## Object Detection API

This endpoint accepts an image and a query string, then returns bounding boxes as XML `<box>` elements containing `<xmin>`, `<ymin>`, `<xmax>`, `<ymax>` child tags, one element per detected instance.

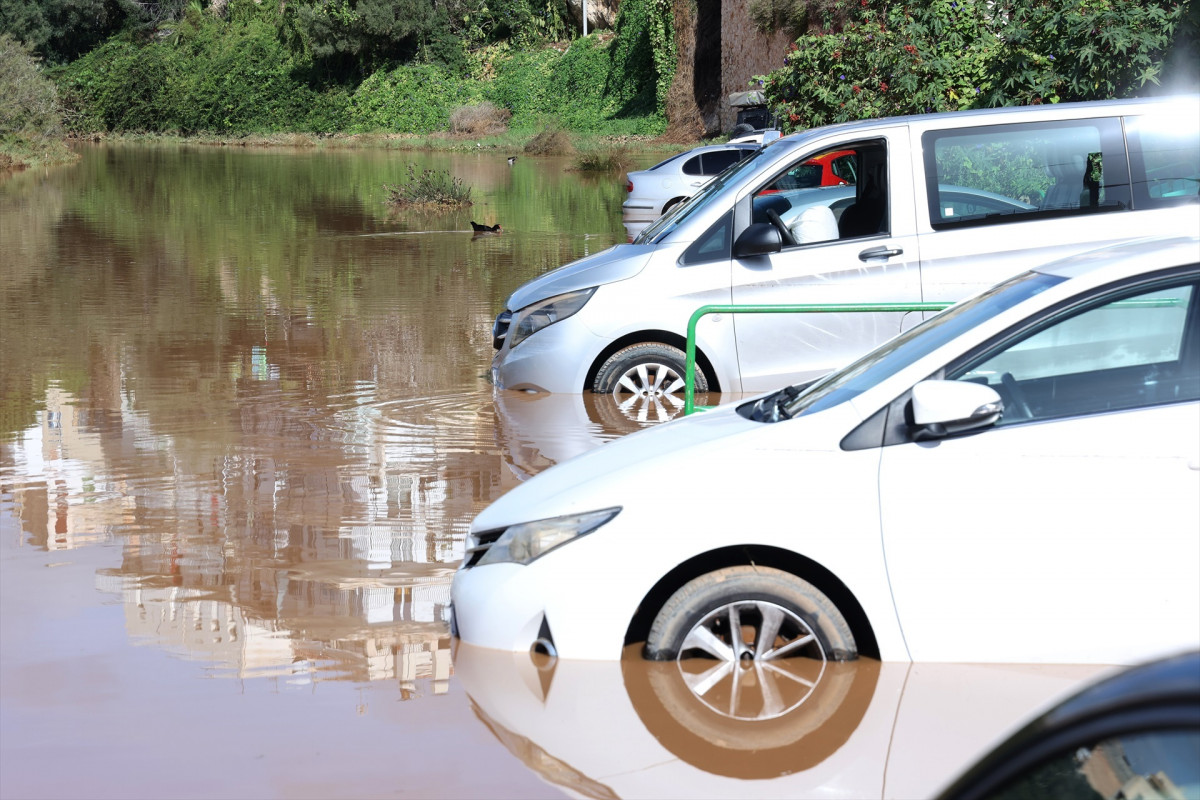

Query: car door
<box><xmin>877</xmin><ymin>277</ymin><xmax>1200</xmax><ymax>664</ymax></box>
<box><xmin>731</xmin><ymin>128</ymin><xmax>923</xmax><ymax>393</ymax></box>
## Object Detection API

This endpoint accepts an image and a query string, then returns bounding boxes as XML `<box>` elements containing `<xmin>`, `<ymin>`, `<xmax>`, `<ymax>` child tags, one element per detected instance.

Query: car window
<box><xmin>1125</xmin><ymin>110</ymin><xmax>1200</xmax><ymax>209</ymax></box>
<box><xmin>923</xmin><ymin>118</ymin><xmax>1131</xmax><ymax>228</ymax></box>
<box><xmin>831</xmin><ymin>155</ymin><xmax>857</xmax><ymax>184</ymax></box>
<box><xmin>702</xmin><ymin>149</ymin><xmax>748</xmax><ymax>174</ymax></box>
<box><xmin>781</xmin><ymin>271</ymin><xmax>1066</xmax><ymax>419</ymax></box>
<box><xmin>648</xmin><ymin>152</ymin><xmax>688</xmax><ymax>171</ymax></box>
<box><xmin>680</xmin><ymin>211</ymin><xmax>733</xmax><ymax>266</ymax></box>
<box><xmin>752</xmin><ymin>142</ymin><xmax>886</xmax><ymax>246</ymax></box>
<box><xmin>951</xmin><ymin>280</ymin><xmax>1198</xmax><ymax>424</ymax></box>
<box><xmin>982</xmin><ymin>729</ymin><xmax>1200</xmax><ymax>800</ymax></box>
<box><xmin>682</xmin><ymin>155</ymin><xmax>705</xmax><ymax>176</ymax></box>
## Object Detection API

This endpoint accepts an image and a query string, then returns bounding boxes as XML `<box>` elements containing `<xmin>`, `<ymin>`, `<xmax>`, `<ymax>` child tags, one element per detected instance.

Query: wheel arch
<box><xmin>622</xmin><ymin>544</ymin><xmax>880</xmax><ymax>660</ymax></box>
<box><xmin>662</xmin><ymin>196</ymin><xmax>689</xmax><ymax>214</ymax></box>
<box><xmin>585</xmin><ymin>330</ymin><xmax>721</xmax><ymax>393</ymax></box>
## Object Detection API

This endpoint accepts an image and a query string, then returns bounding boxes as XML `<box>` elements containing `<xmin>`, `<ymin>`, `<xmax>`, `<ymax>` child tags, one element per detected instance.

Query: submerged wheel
<box><xmin>593</xmin><ymin>343</ymin><xmax>708</xmax><ymax>398</ymax></box>
<box><xmin>645</xmin><ymin>566</ymin><xmax>856</xmax><ymax>665</ymax></box>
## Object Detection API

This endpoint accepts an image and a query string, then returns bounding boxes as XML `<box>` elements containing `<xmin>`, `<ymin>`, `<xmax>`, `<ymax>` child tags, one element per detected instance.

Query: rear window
<box><xmin>702</xmin><ymin>149</ymin><xmax>749</xmax><ymax>175</ymax></box>
<box><xmin>923</xmin><ymin>118</ymin><xmax>1130</xmax><ymax>229</ymax></box>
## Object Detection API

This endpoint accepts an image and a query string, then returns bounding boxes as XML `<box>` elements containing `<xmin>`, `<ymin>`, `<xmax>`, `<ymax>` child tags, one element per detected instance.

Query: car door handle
<box><xmin>858</xmin><ymin>246</ymin><xmax>904</xmax><ymax>261</ymax></box>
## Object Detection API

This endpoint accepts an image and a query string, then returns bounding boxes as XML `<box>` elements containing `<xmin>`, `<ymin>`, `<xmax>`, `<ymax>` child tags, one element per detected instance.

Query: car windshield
<box><xmin>780</xmin><ymin>270</ymin><xmax>1068</xmax><ymax>418</ymax></box>
<box><xmin>634</xmin><ymin>147</ymin><xmax>774</xmax><ymax>244</ymax></box>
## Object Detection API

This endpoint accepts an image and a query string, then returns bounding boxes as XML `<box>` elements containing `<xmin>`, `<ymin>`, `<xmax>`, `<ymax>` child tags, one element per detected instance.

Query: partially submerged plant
<box><xmin>385</xmin><ymin>164</ymin><xmax>472</xmax><ymax>208</ymax></box>
<box><xmin>573</xmin><ymin>145</ymin><xmax>632</xmax><ymax>173</ymax></box>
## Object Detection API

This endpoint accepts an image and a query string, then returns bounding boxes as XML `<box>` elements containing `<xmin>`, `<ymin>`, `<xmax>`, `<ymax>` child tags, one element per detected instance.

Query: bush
<box><xmin>758</xmin><ymin>0</ymin><xmax>1189</xmax><ymax>133</ymax></box>
<box><xmin>349</xmin><ymin>63</ymin><xmax>481</xmax><ymax>133</ymax></box>
<box><xmin>448</xmin><ymin>101</ymin><xmax>511</xmax><ymax>135</ymax></box>
<box><xmin>524</xmin><ymin>124</ymin><xmax>574</xmax><ymax>154</ymax></box>
<box><xmin>0</xmin><ymin>33</ymin><xmax>75</xmax><ymax>167</ymax></box>
<box><xmin>572</xmin><ymin>145</ymin><xmax>631</xmax><ymax>172</ymax></box>
<box><xmin>384</xmin><ymin>164</ymin><xmax>473</xmax><ymax>207</ymax></box>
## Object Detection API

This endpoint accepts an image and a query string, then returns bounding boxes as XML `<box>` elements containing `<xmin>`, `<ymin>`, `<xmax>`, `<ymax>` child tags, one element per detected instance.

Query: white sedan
<box><xmin>621</xmin><ymin>143</ymin><xmax>759</xmax><ymax>218</ymax></box>
<box><xmin>453</xmin><ymin>236</ymin><xmax>1200</xmax><ymax>667</ymax></box>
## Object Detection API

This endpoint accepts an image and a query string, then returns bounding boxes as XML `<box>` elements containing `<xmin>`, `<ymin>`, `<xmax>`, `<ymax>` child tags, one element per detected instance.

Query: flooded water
<box><xmin>2</xmin><ymin>145</ymin><xmax>1112</xmax><ymax>799</ymax></box>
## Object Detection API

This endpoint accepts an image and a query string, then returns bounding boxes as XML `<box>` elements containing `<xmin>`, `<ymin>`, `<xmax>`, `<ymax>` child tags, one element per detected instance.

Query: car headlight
<box><xmin>476</xmin><ymin>507</ymin><xmax>620</xmax><ymax>567</ymax></box>
<box><xmin>507</xmin><ymin>288</ymin><xmax>597</xmax><ymax>349</ymax></box>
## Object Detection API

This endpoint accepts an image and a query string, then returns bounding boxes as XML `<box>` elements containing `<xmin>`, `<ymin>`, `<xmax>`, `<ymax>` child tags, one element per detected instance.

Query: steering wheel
<box><xmin>1000</xmin><ymin>372</ymin><xmax>1033</xmax><ymax>420</ymax></box>
<box><xmin>765</xmin><ymin>208</ymin><xmax>798</xmax><ymax>247</ymax></box>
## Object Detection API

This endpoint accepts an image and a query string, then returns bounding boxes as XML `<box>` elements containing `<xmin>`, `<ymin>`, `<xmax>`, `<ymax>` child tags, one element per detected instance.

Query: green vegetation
<box><xmin>573</xmin><ymin>145</ymin><xmax>632</xmax><ymax>172</ymax></box>
<box><xmin>758</xmin><ymin>0</ymin><xmax>1196</xmax><ymax>132</ymax></box>
<box><xmin>0</xmin><ymin>0</ymin><xmax>673</xmax><ymax>140</ymax></box>
<box><xmin>0</xmin><ymin>33</ymin><xmax>75</xmax><ymax>168</ymax></box>
<box><xmin>385</xmin><ymin>164</ymin><xmax>473</xmax><ymax>207</ymax></box>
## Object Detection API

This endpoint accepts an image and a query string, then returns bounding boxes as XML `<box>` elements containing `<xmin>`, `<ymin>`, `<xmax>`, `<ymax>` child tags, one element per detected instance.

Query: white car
<box><xmin>621</xmin><ymin>143</ymin><xmax>759</xmax><ymax>218</ymax></box>
<box><xmin>454</xmin><ymin>236</ymin><xmax>1200</xmax><ymax>666</ymax></box>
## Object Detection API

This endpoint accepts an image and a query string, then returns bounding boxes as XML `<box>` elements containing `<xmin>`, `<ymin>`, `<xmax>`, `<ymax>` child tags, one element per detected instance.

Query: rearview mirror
<box><xmin>910</xmin><ymin>380</ymin><xmax>1003</xmax><ymax>441</ymax></box>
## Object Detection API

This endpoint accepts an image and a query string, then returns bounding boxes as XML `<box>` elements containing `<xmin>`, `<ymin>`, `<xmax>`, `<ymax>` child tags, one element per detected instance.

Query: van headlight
<box><xmin>476</xmin><ymin>508</ymin><xmax>620</xmax><ymax>566</ymax></box>
<box><xmin>508</xmin><ymin>288</ymin><xmax>597</xmax><ymax>349</ymax></box>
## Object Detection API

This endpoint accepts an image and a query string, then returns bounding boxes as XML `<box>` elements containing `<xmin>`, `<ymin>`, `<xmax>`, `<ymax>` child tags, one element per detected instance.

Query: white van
<box><xmin>490</xmin><ymin>96</ymin><xmax>1200</xmax><ymax>398</ymax></box>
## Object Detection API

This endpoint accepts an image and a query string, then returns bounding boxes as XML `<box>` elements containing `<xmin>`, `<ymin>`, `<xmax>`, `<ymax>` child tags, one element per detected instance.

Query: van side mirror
<box><xmin>910</xmin><ymin>380</ymin><xmax>1003</xmax><ymax>441</ymax></box>
<box><xmin>734</xmin><ymin>223</ymin><xmax>783</xmax><ymax>258</ymax></box>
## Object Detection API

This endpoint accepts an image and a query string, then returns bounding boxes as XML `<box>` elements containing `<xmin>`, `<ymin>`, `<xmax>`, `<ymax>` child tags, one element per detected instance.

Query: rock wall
<box><xmin>719</xmin><ymin>0</ymin><xmax>793</xmax><ymax>131</ymax></box>
<box><xmin>565</xmin><ymin>0</ymin><xmax>620</xmax><ymax>31</ymax></box>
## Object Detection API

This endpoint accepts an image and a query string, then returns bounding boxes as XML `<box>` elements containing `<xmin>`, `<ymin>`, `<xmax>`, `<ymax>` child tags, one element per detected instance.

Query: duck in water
<box><xmin>471</xmin><ymin>221</ymin><xmax>502</xmax><ymax>234</ymax></box>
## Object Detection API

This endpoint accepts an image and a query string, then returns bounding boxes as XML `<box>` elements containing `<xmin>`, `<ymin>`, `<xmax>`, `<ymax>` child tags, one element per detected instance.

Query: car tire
<box><xmin>644</xmin><ymin>566</ymin><xmax>857</xmax><ymax>662</ymax></box>
<box><xmin>592</xmin><ymin>342</ymin><xmax>709</xmax><ymax>396</ymax></box>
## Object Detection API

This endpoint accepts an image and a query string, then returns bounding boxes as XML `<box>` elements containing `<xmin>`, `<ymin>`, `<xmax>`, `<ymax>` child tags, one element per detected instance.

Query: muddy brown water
<box><xmin>1</xmin><ymin>145</ymin><xmax>1109</xmax><ymax>799</ymax></box>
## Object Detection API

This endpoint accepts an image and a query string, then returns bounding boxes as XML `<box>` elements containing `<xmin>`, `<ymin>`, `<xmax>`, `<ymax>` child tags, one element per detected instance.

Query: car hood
<box><xmin>471</xmin><ymin>399</ymin><xmax>856</xmax><ymax>533</ymax></box>
<box><xmin>507</xmin><ymin>244</ymin><xmax>656</xmax><ymax>311</ymax></box>
<box><xmin>472</xmin><ymin>404</ymin><xmax>757</xmax><ymax>532</ymax></box>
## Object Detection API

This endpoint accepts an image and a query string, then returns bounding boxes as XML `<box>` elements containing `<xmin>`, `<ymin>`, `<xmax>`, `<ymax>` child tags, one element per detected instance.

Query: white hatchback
<box><xmin>454</xmin><ymin>236</ymin><xmax>1200</xmax><ymax>666</ymax></box>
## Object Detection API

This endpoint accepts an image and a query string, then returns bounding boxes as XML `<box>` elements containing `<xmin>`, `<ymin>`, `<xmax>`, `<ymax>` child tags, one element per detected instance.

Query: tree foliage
<box><xmin>0</xmin><ymin>33</ymin><xmax>74</xmax><ymax>166</ymax></box>
<box><xmin>758</xmin><ymin>0</ymin><xmax>1192</xmax><ymax>132</ymax></box>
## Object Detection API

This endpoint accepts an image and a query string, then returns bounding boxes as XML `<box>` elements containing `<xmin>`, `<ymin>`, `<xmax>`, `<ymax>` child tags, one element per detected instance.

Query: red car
<box><xmin>760</xmin><ymin>148</ymin><xmax>857</xmax><ymax>193</ymax></box>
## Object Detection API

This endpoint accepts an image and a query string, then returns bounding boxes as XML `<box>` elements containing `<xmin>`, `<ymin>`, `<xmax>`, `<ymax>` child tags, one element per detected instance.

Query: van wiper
<box><xmin>746</xmin><ymin>384</ymin><xmax>803</xmax><ymax>422</ymax></box>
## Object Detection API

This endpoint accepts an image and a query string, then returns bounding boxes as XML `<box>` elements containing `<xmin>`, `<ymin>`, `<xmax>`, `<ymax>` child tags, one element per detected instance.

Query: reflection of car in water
<box><xmin>453</xmin><ymin>641</ymin><xmax>1112</xmax><ymax>798</ymax></box>
<box><xmin>491</xmin><ymin>389</ymin><xmax>739</xmax><ymax>484</ymax></box>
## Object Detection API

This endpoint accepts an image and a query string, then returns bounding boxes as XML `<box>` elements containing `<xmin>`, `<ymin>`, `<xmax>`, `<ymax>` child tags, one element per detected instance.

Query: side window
<box><xmin>680</xmin><ymin>211</ymin><xmax>733</xmax><ymax>266</ymax></box>
<box><xmin>923</xmin><ymin>118</ymin><xmax>1130</xmax><ymax>228</ymax></box>
<box><xmin>682</xmin><ymin>155</ymin><xmax>704</xmax><ymax>176</ymax></box>
<box><xmin>981</xmin><ymin>730</ymin><xmax>1200</xmax><ymax>800</ymax></box>
<box><xmin>1125</xmin><ymin>112</ymin><xmax>1200</xmax><ymax>208</ymax></box>
<box><xmin>750</xmin><ymin>142</ymin><xmax>884</xmax><ymax>247</ymax></box>
<box><xmin>702</xmin><ymin>150</ymin><xmax>745</xmax><ymax>175</ymax></box>
<box><xmin>830</xmin><ymin>155</ymin><xmax>857</xmax><ymax>184</ymax></box>
<box><xmin>950</xmin><ymin>281</ymin><xmax>1198</xmax><ymax>424</ymax></box>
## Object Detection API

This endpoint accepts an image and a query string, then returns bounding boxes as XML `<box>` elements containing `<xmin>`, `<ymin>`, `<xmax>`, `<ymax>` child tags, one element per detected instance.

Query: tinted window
<box><xmin>985</xmin><ymin>730</ymin><xmax>1200</xmax><ymax>800</ymax></box>
<box><xmin>923</xmin><ymin>119</ymin><xmax>1130</xmax><ymax>228</ymax></box>
<box><xmin>951</xmin><ymin>280</ymin><xmax>1198</xmax><ymax>424</ymax></box>
<box><xmin>702</xmin><ymin>149</ymin><xmax>747</xmax><ymax>174</ymax></box>
<box><xmin>1126</xmin><ymin>111</ymin><xmax>1200</xmax><ymax>209</ymax></box>
<box><xmin>682</xmin><ymin>155</ymin><xmax>705</xmax><ymax>176</ymax></box>
<box><xmin>680</xmin><ymin>212</ymin><xmax>733</xmax><ymax>265</ymax></box>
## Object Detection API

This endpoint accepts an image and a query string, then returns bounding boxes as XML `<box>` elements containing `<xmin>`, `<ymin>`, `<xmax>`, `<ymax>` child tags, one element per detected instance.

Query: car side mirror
<box><xmin>910</xmin><ymin>380</ymin><xmax>1003</xmax><ymax>441</ymax></box>
<box><xmin>734</xmin><ymin>223</ymin><xmax>783</xmax><ymax>258</ymax></box>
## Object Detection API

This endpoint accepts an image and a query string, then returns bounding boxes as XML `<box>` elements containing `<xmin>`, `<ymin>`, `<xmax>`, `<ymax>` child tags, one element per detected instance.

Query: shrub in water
<box><xmin>385</xmin><ymin>164</ymin><xmax>473</xmax><ymax>208</ymax></box>
<box><xmin>524</xmin><ymin>125</ymin><xmax>574</xmax><ymax>155</ymax></box>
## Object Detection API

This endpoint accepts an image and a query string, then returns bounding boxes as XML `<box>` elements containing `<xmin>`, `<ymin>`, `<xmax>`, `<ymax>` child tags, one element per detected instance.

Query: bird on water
<box><xmin>471</xmin><ymin>221</ymin><xmax>502</xmax><ymax>234</ymax></box>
